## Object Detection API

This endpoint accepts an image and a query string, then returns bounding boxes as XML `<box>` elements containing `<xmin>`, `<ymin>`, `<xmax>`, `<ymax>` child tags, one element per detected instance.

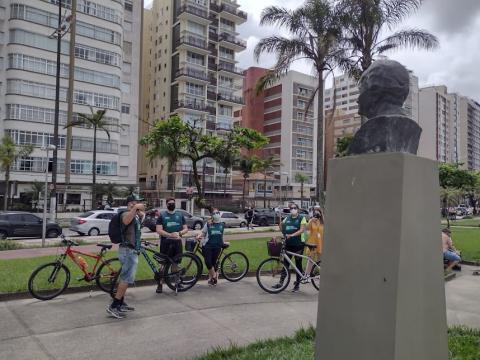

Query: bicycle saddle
<box><xmin>97</xmin><ymin>243</ymin><xmax>113</xmax><ymax>249</ymax></box>
<box><xmin>222</xmin><ymin>242</ymin><xmax>230</xmax><ymax>249</ymax></box>
<box><xmin>304</xmin><ymin>243</ymin><xmax>317</xmax><ymax>250</ymax></box>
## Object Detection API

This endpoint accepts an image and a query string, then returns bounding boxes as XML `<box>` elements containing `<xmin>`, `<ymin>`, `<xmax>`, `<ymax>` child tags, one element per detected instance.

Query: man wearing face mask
<box><xmin>196</xmin><ymin>208</ymin><xmax>224</xmax><ymax>286</ymax></box>
<box><xmin>156</xmin><ymin>197</ymin><xmax>188</xmax><ymax>293</ymax></box>
<box><xmin>275</xmin><ymin>203</ymin><xmax>307</xmax><ymax>292</ymax></box>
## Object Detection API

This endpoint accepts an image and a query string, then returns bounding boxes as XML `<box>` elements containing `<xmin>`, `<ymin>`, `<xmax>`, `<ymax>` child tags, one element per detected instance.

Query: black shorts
<box><xmin>160</xmin><ymin>238</ymin><xmax>183</xmax><ymax>260</ymax></box>
<box><xmin>202</xmin><ymin>246</ymin><xmax>222</xmax><ymax>271</ymax></box>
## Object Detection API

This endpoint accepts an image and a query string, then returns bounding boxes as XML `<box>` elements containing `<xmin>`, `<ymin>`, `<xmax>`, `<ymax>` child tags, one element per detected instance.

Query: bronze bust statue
<box><xmin>347</xmin><ymin>59</ymin><xmax>422</xmax><ymax>155</ymax></box>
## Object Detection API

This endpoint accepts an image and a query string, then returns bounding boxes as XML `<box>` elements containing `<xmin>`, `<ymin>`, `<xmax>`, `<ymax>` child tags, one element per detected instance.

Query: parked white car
<box><xmin>219</xmin><ymin>211</ymin><xmax>247</xmax><ymax>228</ymax></box>
<box><xmin>69</xmin><ymin>210</ymin><xmax>116</xmax><ymax>236</ymax></box>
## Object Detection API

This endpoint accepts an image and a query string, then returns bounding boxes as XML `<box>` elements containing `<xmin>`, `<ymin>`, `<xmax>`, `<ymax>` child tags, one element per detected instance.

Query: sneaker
<box><xmin>291</xmin><ymin>282</ymin><xmax>300</xmax><ymax>292</ymax></box>
<box><xmin>156</xmin><ymin>283</ymin><xmax>163</xmax><ymax>294</ymax></box>
<box><xmin>106</xmin><ymin>305</ymin><xmax>126</xmax><ymax>319</ymax></box>
<box><xmin>119</xmin><ymin>303</ymin><xmax>135</xmax><ymax>312</ymax></box>
<box><xmin>208</xmin><ymin>279</ymin><xmax>215</xmax><ymax>286</ymax></box>
<box><xmin>271</xmin><ymin>282</ymin><xmax>284</xmax><ymax>289</ymax></box>
<box><xmin>213</xmin><ymin>278</ymin><xmax>218</xmax><ymax>286</ymax></box>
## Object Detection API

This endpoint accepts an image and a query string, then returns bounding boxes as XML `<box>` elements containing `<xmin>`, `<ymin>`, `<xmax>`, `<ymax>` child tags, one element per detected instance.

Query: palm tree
<box><xmin>338</xmin><ymin>0</ymin><xmax>439</xmax><ymax>80</ymax></box>
<box><xmin>97</xmin><ymin>182</ymin><xmax>124</xmax><ymax>206</ymax></box>
<box><xmin>257</xmin><ymin>155</ymin><xmax>279</xmax><ymax>208</ymax></box>
<box><xmin>0</xmin><ymin>137</ymin><xmax>33</xmax><ymax>210</ymax></box>
<box><xmin>30</xmin><ymin>181</ymin><xmax>45</xmax><ymax>212</ymax></box>
<box><xmin>254</xmin><ymin>0</ymin><xmax>345</xmax><ymax>201</ymax></box>
<box><xmin>237</xmin><ymin>155</ymin><xmax>260</xmax><ymax>209</ymax></box>
<box><xmin>295</xmin><ymin>173</ymin><xmax>309</xmax><ymax>208</ymax></box>
<box><xmin>65</xmin><ymin>107</ymin><xmax>122</xmax><ymax>209</ymax></box>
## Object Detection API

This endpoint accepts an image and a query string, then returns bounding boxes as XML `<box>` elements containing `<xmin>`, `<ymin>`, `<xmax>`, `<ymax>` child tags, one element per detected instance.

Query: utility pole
<box><xmin>64</xmin><ymin>0</ymin><xmax>77</xmax><ymax>211</ymax></box>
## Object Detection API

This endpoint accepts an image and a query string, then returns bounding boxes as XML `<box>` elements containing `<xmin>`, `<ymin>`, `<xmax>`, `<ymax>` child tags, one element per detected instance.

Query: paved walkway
<box><xmin>0</xmin><ymin>231</ymin><xmax>280</xmax><ymax>260</ymax></box>
<box><xmin>1</xmin><ymin>268</ymin><xmax>479</xmax><ymax>360</ymax></box>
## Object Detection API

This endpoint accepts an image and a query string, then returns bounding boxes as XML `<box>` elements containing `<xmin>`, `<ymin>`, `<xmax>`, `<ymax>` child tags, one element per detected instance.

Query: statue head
<box><xmin>357</xmin><ymin>60</ymin><xmax>410</xmax><ymax>119</ymax></box>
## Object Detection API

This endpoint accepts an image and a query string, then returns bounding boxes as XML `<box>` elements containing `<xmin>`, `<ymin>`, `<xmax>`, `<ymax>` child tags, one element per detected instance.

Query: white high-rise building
<box><xmin>0</xmin><ymin>1</ymin><xmax>142</xmax><ymax>209</ymax></box>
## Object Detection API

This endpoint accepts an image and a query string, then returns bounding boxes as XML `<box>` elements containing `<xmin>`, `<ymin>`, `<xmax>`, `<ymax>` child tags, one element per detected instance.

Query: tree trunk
<box><xmin>3</xmin><ymin>167</ymin><xmax>10</xmax><ymax>211</ymax></box>
<box><xmin>300</xmin><ymin>182</ymin><xmax>304</xmax><ymax>209</ymax></box>
<box><xmin>192</xmin><ymin>160</ymin><xmax>206</xmax><ymax>208</ymax></box>
<box><xmin>263</xmin><ymin>173</ymin><xmax>267</xmax><ymax>208</ymax></box>
<box><xmin>223</xmin><ymin>171</ymin><xmax>228</xmax><ymax>199</ymax></box>
<box><xmin>315</xmin><ymin>72</ymin><xmax>325</xmax><ymax>203</ymax></box>
<box><xmin>242</xmin><ymin>176</ymin><xmax>247</xmax><ymax>209</ymax></box>
<box><xmin>92</xmin><ymin>126</ymin><xmax>97</xmax><ymax>210</ymax></box>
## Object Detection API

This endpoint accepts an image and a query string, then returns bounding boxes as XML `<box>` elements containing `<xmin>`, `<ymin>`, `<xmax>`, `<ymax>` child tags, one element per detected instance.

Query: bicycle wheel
<box><xmin>310</xmin><ymin>261</ymin><xmax>321</xmax><ymax>291</ymax></box>
<box><xmin>95</xmin><ymin>258</ymin><xmax>121</xmax><ymax>293</ymax></box>
<box><xmin>220</xmin><ymin>251</ymin><xmax>249</xmax><ymax>282</ymax></box>
<box><xmin>164</xmin><ymin>253</ymin><xmax>201</xmax><ymax>292</ymax></box>
<box><xmin>256</xmin><ymin>257</ymin><xmax>290</xmax><ymax>294</ymax></box>
<box><xmin>28</xmin><ymin>262</ymin><xmax>70</xmax><ymax>300</ymax></box>
<box><xmin>184</xmin><ymin>252</ymin><xmax>203</xmax><ymax>278</ymax></box>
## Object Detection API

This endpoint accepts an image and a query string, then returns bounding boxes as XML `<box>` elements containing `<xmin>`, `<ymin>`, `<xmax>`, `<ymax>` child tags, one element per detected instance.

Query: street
<box><xmin>1</xmin><ymin>269</ymin><xmax>479</xmax><ymax>360</ymax></box>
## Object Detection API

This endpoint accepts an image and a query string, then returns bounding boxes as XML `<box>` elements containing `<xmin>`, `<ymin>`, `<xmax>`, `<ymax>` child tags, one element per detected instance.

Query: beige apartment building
<box><xmin>138</xmin><ymin>0</ymin><xmax>247</xmax><ymax>209</ymax></box>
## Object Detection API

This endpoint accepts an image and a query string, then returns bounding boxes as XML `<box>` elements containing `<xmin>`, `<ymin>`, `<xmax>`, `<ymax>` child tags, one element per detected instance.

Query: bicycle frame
<box><xmin>190</xmin><ymin>239</ymin><xmax>226</xmax><ymax>268</ymax></box>
<box><xmin>59</xmin><ymin>245</ymin><xmax>110</xmax><ymax>280</ymax></box>
<box><xmin>281</xmin><ymin>248</ymin><xmax>318</xmax><ymax>281</ymax></box>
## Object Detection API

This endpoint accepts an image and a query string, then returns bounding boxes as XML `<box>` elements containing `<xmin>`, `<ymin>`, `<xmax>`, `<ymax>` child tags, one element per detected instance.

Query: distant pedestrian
<box><xmin>106</xmin><ymin>194</ymin><xmax>145</xmax><ymax>319</ymax></box>
<box><xmin>196</xmin><ymin>208</ymin><xmax>225</xmax><ymax>286</ymax></box>
<box><xmin>244</xmin><ymin>205</ymin><xmax>255</xmax><ymax>230</ymax></box>
<box><xmin>442</xmin><ymin>228</ymin><xmax>461</xmax><ymax>273</ymax></box>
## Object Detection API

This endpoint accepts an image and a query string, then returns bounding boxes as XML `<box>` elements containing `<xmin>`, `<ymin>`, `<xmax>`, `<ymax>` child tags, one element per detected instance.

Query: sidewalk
<box><xmin>1</xmin><ymin>272</ymin><xmax>479</xmax><ymax>360</ymax></box>
<box><xmin>0</xmin><ymin>231</ymin><xmax>281</xmax><ymax>260</ymax></box>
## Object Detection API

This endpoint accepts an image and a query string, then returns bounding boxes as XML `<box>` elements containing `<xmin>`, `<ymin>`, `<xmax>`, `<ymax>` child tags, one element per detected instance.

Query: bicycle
<box><xmin>28</xmin><ymin>235</ymin><xmax>120</xmax><ymax>300</ymax></box>
<box><xmin>256</xmin><ymin>237</ymin><xmax>321</xmax><ymax>294</ymax></box>
<box><xmin>111</xmin><ymin>240</ymin><xmax>202</xmax><ymax>296</ymax></box>
<box><xmin>184</xmin><ymin>237</ymin><xmax>249</xmax><ymax>282</ymax></box>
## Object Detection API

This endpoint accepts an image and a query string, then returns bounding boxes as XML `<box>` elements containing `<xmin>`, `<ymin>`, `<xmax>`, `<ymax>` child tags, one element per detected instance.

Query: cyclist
<box><xmin>275</xmin><ymin>203</ymin><xmax>307</xmax><ymax>292</ymax></box>
<box><xmin>196</xmin><ymin>208</ymin><xmax>225</xmax><ymax>286</ymax></box>
<box><xmin>155</xmin><ymin>197</ymin><xmax>189</xmax><ymax>293</ymax></box>
<box><xmin>107</xmin><ymin>194</ymin><xmax>145</xmax><ymax>319</ymax></box>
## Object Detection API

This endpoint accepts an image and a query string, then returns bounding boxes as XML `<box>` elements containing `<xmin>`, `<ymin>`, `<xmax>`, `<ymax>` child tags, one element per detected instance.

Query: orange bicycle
<box><xmin>28</xmin><ymin>235</ymin><xmax>120</xmax><ymax>300</ymax></box>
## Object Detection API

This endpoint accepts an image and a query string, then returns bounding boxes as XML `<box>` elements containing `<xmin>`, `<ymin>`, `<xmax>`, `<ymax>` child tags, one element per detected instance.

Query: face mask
<box><xmin>290</xmin><ymin>209</ymin><xmax>298</xmax><ymax>216</ymax></box>
<box><xmin>212</xmin><ymin>213</ymin><xmax>221</xmax><ymax>222</ymax></box>
<box><xmin>314</xmin><ymin>212</ymin><xmax>321</xmax><ymax>219</ymax></box>
<box><xmin>167</xmin><ymin>203</ymin><xmax>175</xmax><ymax>211</ymax></box>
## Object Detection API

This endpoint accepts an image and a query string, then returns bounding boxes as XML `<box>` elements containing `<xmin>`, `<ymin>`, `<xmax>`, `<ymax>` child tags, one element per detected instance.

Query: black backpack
<box><xmin>108</xmin><ymin>210</ymin><xmax>130</xmax><ymax>244</ymax></box>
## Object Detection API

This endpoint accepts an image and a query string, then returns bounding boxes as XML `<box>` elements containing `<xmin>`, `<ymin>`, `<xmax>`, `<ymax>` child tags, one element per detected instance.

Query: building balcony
<box><xmin>209</xmin><ymin>2</ymin><xmax>220</xmax><ymax>13</ymax></box>
<box><xmin>209</xmin><ymin>75</ymin><xmax>217</xmax><ymax>86</ymax></box>
<box><xmin>174</xmin><ymin>67</ymin><xmax>209</xmax><ymax>83</ymax></box>
<box><xmin>176</xmin><ymin>164</ymin><xmax>193</xmax><ymax>173</ymax></box>
<box><xmin>218</xmin><ymin>62</ymin><xmax>244</xmax><ymax>77</ymax></box>
<box><xmin>208</xmin><ymin>30</ymin><xmax>218</xmax><ymax>42</ymax></box>
<box><xmin>207</xmin><ymin>90</ymin><xmax>217</xmax><ymax>101</ymax></box>
<box><xmin>178</xmin><ymin>4</ymin><xmax>211</xmax><ymax>25</ymax></box>
<box><xmin>217</xmin><ymin>93</ymin><xmax>244</xmax><ymax>105</ymax></box>
<box><xmin>206</xmin><ymin>119</ymin><xmax>216</xmax><ymax>130</ymax></box>
<box><xmin>220</xmin><ymin>3</ymin><xmax>247</xmax><ymax>24</ymax></box>
<box><xmin>208</xmin><ymin>43</ymin><xmax>217</xmax><ymax>53</ymax></box>
<box><xmin>216</xmin><ymin>115</ymin><xmax>234</xmax><ymax>131</ymax></box>
<box><xmin>175</xmin><ymin>32</ymin><xmax>210</xmax><ymax>54</ymax></box>
<box><xmin>173</xmin><ymin>97</ymin><xmax>210</xmax><ymax>114</ymax></box>
<box><xmin>208</xmin><ymin>62</ymin><xmax>217</xmax><ymax>71</ymax></box>
<box><xmin>219</xmin><ymin>33</ymin><xmax>246</xmax><ymax>51</ymax></box>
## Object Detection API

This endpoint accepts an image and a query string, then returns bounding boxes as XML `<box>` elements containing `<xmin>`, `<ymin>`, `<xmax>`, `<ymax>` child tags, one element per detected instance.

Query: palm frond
<box><xmin>259</xmin><ymin>6</ymin><xmax>304</xmax><ymax>34</ymax></box>
<box><xmin>381</xmin><ymin>0</ymin><xmax>422</xmax><ymax>27</ymax></box>
<box><xmin>377</xmin><ymin>28</ymin><xmax>439</xmax><ymax>52</ymax></box>
<box><xmin>64</xmin><ymin>119</ymin><xmax>89</xmax><ymax>129</ymax></box>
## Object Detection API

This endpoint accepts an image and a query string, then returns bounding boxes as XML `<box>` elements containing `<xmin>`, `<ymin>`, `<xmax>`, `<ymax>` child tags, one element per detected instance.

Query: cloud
<box><xmin>418</xmin><ymin>0</ymin><xmax>480</xmax><ymax>34</ymax></box>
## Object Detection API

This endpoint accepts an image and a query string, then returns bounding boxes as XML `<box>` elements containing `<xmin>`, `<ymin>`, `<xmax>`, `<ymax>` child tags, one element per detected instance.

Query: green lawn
<box><xmin>195</xmin><ymin>326</ymin><xmax>480</xmax><ymax>360</ymax></box>
<box><xmin>0</xmin><ymin>238</ymin><xmax>270</xmax><ymax>294</ymax></box>
<box><xmin>443</xmin><ymin>217</ymin><xmax>480</xmax><ymax>227</ymax></box>
<box><xmin>451</xmin><ymin>227</ymin><xmax>480</xmax><ymax>262</ymax></box>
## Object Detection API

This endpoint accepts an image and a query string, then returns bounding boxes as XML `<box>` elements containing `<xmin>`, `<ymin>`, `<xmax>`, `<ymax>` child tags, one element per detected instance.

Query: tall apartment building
<box><xmin>0</xmin><ymin>0</ymin><xmax>142</xmax><ymax>209</ymax></box>
<box><xmin>237</xmin><ymin>67</ymin><xmax>318</xmax><ymax>207</ymax></box>
<box><xmin>324</xmin><ymin>70</ymin><xmax>419</xmax><ymax>163</ymax></box>
<box><xmin>139</xmin><ymin>0</ymin><xmax>247</xmax><ymax>208</ymax></box>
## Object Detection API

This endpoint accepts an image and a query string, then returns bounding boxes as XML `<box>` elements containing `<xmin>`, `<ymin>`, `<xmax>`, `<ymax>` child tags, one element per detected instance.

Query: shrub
<box><xmin>0</xmin><ymin>240</ymin><xmax>24</xmax><ymax>251</ymax></box>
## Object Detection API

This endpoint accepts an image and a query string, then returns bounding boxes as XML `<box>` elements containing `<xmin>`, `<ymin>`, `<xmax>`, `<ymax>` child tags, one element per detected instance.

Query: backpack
<box><xmin>108</xmin><ymin>210</ymin><xmax>130</xmax><ymax>244</ymax></box>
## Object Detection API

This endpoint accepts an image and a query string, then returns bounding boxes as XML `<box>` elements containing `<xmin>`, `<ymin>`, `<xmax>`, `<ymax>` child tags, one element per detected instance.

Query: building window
<box><xmin>121</xmin><ymin>82</ymin><xmax>131</xmax><ymax>94</ymax></box>
<box><xmin>124</xmin><ymin>0</ymin><xmax>133</xmax><ymax>12</ymax></box>
<box><xmin>66</xmin><ymin>194</ymin><xmax>81</xmax><ymax>205</ymax></box>
<box><xmin>121</xmin><ymin>103</ymin><xmax>130</xmax><ymax>114</ymax></box>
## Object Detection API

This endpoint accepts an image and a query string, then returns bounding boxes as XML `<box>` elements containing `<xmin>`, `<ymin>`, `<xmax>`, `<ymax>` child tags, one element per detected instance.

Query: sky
<box><xmin>144</xmin><ymin>0</ymin><xmax>480</xmax><ymax>101</ymax></box>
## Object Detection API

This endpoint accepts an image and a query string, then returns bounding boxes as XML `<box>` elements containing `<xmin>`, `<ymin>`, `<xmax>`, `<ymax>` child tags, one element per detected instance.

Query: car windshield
<box><xmin>79</xmin><ymin>212</ymin><xmax>94</xmax><ymax>218</ymax></box>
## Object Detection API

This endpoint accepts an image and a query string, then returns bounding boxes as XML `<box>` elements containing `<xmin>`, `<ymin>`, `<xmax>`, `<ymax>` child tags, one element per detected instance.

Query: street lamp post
<box><xmin>49</xmin><ymin>1</ymin><xmax>73</xmax><ymax>220</ymax></box>
<box><xmin>42</xmin><ymin>145</ymin><xmax>56</xmax><ymax>248</ymax></box>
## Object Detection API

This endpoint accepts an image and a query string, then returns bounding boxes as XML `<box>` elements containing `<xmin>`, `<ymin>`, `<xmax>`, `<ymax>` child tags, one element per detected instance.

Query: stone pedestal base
<box><xmin>315</xmin><ymin>153</ymin><xmax>448</xmax><ymax>360</ymax></box>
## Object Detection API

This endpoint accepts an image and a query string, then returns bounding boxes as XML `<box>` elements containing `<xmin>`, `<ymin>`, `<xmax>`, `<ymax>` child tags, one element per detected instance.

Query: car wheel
<box><xmin>88</xmin><ymin>228</ymin><xmax>100</xmax><ymax>236</ymax></box>
<box><xmin>46</xmin><ymin>229</ymin><xmax>60</xmax><ymax>238</ymax></box>
<box><xmin>0</xmin><ymin>230</ymin><xmax>8</xmax><ymax>240</ymax></box>
<box><xmin>240</xmin><ymin>222</ymin><xmax>247</xmax><ymax>228</ymax></box>
<box><xmin>193</xmin><ymin>222</ymin><xmax>203</xmax><ymax>231</ymax></box>
<box><xmin>260</xmin><ymin>218</ymin><xmax>268</xmax><ymax>227</ymax></box>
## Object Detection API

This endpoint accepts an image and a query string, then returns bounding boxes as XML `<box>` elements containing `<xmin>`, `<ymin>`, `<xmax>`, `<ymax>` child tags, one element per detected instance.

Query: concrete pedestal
<box><xmin>315</xmin><ymin>153</ymin><xmax>448</xmax><ymax>360</ymax></box>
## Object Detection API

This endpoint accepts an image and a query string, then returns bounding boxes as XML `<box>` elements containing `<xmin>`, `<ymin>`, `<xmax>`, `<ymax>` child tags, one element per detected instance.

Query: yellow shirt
<box><xmin>307</xmin><ymin>219</ymin><xmax>324</xmax><ymax>255</ymax></box>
